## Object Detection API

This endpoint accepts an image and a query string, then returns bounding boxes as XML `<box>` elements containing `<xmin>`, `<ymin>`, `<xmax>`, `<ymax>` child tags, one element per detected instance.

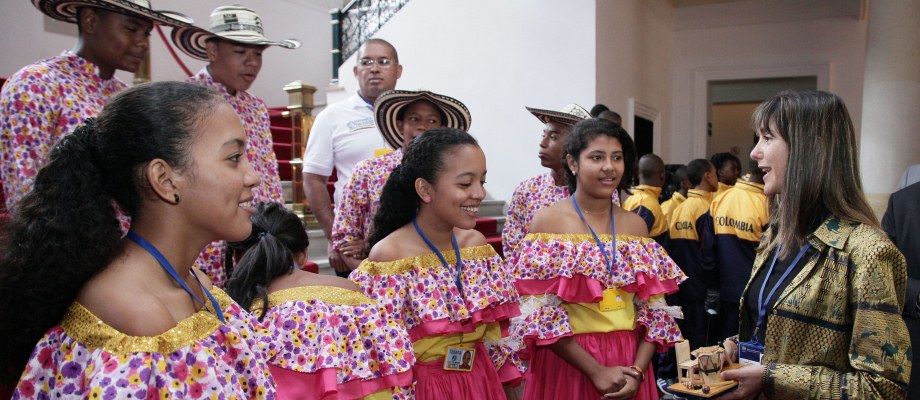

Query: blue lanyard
<box><xmin>412</xmin><ymin>217</ymin><xmax>464</xmax><ymax>292</ymax></box>
<box><xmin>570</xmin><ymin>196</ymin><xmax>616</xmax><ymax>277</ymax></box>
<box><xmin>126</xmin><ymin>231</ymin><xmax>226</xmax><ymax>324</ymax></box>
<box><xmin>755</xmin><ymin>243</ymin><xmax>810</xmax><ymax>335</ymax></box>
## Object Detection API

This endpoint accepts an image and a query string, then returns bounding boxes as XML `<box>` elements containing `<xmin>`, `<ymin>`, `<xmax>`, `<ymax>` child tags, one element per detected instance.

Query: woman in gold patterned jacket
<box><xmin>719</xmin><ymin>90</ymin><xmax>911</xmax><ymax>400</ymax></box>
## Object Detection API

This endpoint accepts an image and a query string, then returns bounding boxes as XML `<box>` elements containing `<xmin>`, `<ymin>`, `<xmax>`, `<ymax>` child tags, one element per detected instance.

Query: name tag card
<box><xmin>443</xmin><ymin>346</ymin><xmax>475</xmax><ymax>372</ymax></box>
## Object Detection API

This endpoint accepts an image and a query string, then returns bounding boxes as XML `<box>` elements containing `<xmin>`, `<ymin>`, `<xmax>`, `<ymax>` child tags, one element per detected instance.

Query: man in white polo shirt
<box><xmin>303</xmin><ymin>38</ymin><xmax>402</xmax><ymax>276</ymax></box>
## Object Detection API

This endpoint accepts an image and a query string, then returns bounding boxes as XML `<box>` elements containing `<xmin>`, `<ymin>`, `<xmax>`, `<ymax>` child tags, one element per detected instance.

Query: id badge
<box><xmin>739</xmin><ymin>340</ymin><xmax>764</xmax><ymax>366</ymax></box>
<box><xmin>443</xmin><ymin>346</ymin><xmax>475</xmax><ymax>372</ymax></box>
<box><xmin>599</xmin><ymin>287</ymin><xmax>626</xmax><ymax>311</ymax></box>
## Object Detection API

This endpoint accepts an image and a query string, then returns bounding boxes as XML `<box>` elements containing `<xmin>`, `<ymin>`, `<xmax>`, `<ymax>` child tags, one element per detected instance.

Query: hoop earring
<box><xmin>174</xmin><ymin>193</ymin><xmax>181</xmax><ymax>205</ymax></box>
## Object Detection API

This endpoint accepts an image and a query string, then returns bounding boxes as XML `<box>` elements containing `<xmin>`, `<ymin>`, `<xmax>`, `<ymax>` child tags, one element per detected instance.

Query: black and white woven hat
<box><xmin>525</xmin><ymin>103</ymin><xmax>591</xmax><ymax>126</ymax></box>
<box><xmin>374</xmin><ymin>90</ymin><xmax>472</xmax><ymax>150</ymax></box>
<box><xmin>170</xmin><ymin>5</ymin><xmax>300</xmax><ymax>61</ymax></box>
<box><xmin>33</xmin><ymin>0</ymin><xmax>192</xmax><ymax>26</ymax></box>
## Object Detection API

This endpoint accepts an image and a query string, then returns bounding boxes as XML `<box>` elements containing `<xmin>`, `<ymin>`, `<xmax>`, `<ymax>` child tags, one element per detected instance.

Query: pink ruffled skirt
<box><xmin>269</xmin><ymin>364</ymin><xmax>413</xmax><ymax>400</ymax></box>
<box><xmin>414</xmin><ymin>343</ymin><xmax>506</xmax><ymax>400</ymax></box>
<box><xmin>523</xmin><ymin>330</ymin><xmax>658</xmax><ymax>400</ymax></box>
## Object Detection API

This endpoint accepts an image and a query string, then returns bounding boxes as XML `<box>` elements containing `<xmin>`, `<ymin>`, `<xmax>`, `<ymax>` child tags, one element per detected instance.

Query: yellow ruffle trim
<box><xmin>357</xmin><ymin>244</ymin><xmax>498</xmax><ymax>275</ymax></box>
<box><xmin>254</xmin><ymin>285</ymin><xmax>374</xmax><ymax>309</ymax></box>
<box><xmin>523</xmin><ymin>232</ymin><xmax>654</xmax><ymax>244</ymax></box>
<box><xmin>59</xmin><ymin>288</ymin><xmax>233</xmax><ymax>355</ymax></box>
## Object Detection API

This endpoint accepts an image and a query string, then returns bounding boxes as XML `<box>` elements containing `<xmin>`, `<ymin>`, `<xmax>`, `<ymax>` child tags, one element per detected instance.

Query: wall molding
<box><xmin>692</xmin><ymin>63</ymin><xmax>830</xmax><ymax>157</ymax></box>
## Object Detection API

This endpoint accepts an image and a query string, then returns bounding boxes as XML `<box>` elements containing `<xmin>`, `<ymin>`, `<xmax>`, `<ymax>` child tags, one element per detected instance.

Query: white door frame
<box><xmin>628</xmin><ymin>97</ymin><xmax>661</xmax><ymax>155</ymax></box>
<box><xmin>692</xmin><ymin>64</ymin><xmax>830</xmax><ymax>157</ymax></box>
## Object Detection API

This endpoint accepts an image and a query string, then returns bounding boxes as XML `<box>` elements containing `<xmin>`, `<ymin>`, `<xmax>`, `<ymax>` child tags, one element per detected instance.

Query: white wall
<box><xmin>333</xmin><ymin>0</ymin><xmax>597</xmax><ymax>203</ymax></box>
<box><xmin>669</xmin><ymin>0</ymin><xmax>867</xmax><ymax>165</ymax></box>
<box><xmin>595</xmin><ymin>0</ymin><xmax>674</xmax><ymax>159</ymax></box>
<box><xmin>0</xmin><ymin>1</ymin><xmax>332</xmax><ymax>107</ymax></box>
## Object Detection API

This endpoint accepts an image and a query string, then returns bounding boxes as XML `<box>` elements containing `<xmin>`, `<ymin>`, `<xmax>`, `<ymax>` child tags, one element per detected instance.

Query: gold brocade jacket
<box><xmin>738</xmin><ymin>216</ymin><xmax>911</xmax><ymax>399</ymax></box>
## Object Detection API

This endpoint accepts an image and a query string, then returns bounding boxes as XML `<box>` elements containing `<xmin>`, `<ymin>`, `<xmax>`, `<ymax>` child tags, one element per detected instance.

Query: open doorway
<box><xmin>708</xmin><ymin>77</ymin><xmax>816</xmax><ymax>174</ymax></box>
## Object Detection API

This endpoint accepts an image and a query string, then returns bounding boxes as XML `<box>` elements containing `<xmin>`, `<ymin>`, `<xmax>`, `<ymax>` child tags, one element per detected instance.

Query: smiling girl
<box><xmin>351</xmin><ymin>128</ymin><xmax>521</xmax><ymax>399</ymax></box>
<box><xmin>511</xmin><ymin>118</ymin><xmax>686</xmax><ymax>399</ymax></box>
<box><xmin>0</xmin><ymin>82</ymin><xmax>274</xmax><ymax>398</ymax></box>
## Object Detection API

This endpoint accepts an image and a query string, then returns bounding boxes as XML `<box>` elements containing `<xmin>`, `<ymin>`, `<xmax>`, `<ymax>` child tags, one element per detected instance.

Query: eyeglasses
<box><xmin>358</xmin><ymin>58</ymin><xmax>395</xmax><ymax>68</ymax></box>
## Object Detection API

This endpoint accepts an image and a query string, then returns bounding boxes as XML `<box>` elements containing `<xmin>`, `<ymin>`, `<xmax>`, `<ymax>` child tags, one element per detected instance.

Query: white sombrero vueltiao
<box><xmin>374</xmin><ymin>90</ymin><xmax>473</xmax><ymax>150</ymax></box>
<box><xmin>525</xmin><ymin>103</ymin><xmax>591</xmax><ymax>126</ymax></box>
<box><xmin>32</xmin><ymin>0</ymin><xmax>193</xmax><ymax>27</ymax></box>
<box><xmin>170</xmin><ymin>5</ymin><xmax>300</xmax><ymax>61</ymax></box>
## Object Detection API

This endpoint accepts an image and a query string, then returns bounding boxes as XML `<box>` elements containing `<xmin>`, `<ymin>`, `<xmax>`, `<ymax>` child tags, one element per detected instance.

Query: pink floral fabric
<box><xmin>13</xmin><ymin>289</ymin><xmax>276</xmax><ymax>399</ymax></box>
<box><xmin>351</xmin><ymin>245</ymin><xmax>521</xmax><ymax>375</ymax></box>
<box><xmin>502</xmin><ymin>174</ymin><xmax>569</xmax><ymax>261</ymax></box>
<box><xmin>0</xmin><ymin>51</ymin><xmax>127</xmax><ymax>210</ymax></box>
<box><xmin>187</xmin><ymin>68</ymin><xmax>285</xmax><ymax>287</ymax></box>
<box><xmin>254</xmin><ymin>286</ymin><xmax>415</xmax><ymax>399</ymax></box>
<box><xmin>331</xmin><ymin>149</ymin><xmax>401</xmax><ymax>253</ymax></box>
<box><xmin>511</xmin><ymin>233</ymin><xmax>686</xmax><ymax>351</ymax></box>
<box><xmin>503</xmin><ymin>174</ymin><xmax>620</xmax><ymax>260</ymax></box>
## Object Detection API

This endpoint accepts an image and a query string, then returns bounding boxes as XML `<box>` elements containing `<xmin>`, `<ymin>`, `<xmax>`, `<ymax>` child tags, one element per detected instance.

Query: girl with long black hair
<box><xmin>352</xmin><ymin>128</ymin><xmax>521</xmax><ymax>399</ymax></box>
<box><xmin>0</xmin><ymin>82</ymin><xmax>274</xmax><ymax>398</ymax></box>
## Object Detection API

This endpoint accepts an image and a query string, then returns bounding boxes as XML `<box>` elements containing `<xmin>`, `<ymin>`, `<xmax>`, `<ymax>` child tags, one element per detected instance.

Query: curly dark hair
<box><xmin>562</xmin><ymin>118</ymin><xmax>637</xmax><ymax>195</ymax></box>
<box><xmin>0</xmin><ymin>81</ymin><xmax>224</xmax><ymax>383</ymax></box>
<box><xmin>367</xmin><ymin>128</ymin><xmax>479</xmax><ymax>249</ymax></box>
<box><xmin>225</xmin><ymin>202</ymin><xmax>309</xmax><ymax>318</ymax></box>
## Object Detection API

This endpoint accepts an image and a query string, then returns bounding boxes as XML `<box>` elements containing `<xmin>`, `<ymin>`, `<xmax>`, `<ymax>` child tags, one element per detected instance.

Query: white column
<box><xmin>859</xmin><ymin>0</ymin><xmax>920</xmax><ymax>215</ymax></box>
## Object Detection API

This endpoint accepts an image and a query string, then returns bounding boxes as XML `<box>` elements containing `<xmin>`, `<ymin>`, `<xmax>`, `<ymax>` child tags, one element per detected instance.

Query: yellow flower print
<box><xmin>88</xmin><ymin>386</ymin><xmax>103</xmax><ymax>399</ymax></box>
<box><xmin>191</xmin><ymin>362</ymin><xmax>208</xmax><ymax>379</ymax></box>
<box><xmin>226</xmin><ymin>332</ymin><xmax>241</xmax><ymax>345</ymax></box>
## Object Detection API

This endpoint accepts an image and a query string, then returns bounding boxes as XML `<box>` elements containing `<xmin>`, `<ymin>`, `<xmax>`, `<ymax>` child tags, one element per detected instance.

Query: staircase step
<box><xmin>300</xmin><ymin>261</ymin><xmax>319</xmax><ymax>273</ymax></box>
<box><xmin>273</xmin><ymin>143</ymin><xmax>292</xmax><ymax>160</ymax></box>
<box><xmin>268</xmin><ymin>107</ymin><xmax>288</xmax><ymax>128</ymax></box>
<box><xmin>475</xmin><ymin>218</ymin><xmax>498</xmax><ymax>236</ymax></box>
<box><xmin>271</xmin><ymin>126</ymin><xmax>293</xmax><ymax>143</ymax></box>
<box><xmin>486</xmin><ymin>235</ymin><xmax>504</xmax><ymax>258</ymax></box>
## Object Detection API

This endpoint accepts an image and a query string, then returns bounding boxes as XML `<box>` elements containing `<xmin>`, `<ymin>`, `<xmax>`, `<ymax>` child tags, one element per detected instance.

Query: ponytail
<box><xmin>367</xmin><ymin>163</ymin><xmax>419</xmax><ymax>248</ymax></box>
<box><xmin>0</xmin><ymin>123</ymin><xmax>122</xmax><ymax>382</ymax></box>
<box><xmin>0</xmin><ymin>82</ymin><xmax>224</xmax><ymax>383</ymax></box>
<box><xmin>226</xmin><ymin>203</ymin><xmax>309</xmax><ymax>319</ymax></box>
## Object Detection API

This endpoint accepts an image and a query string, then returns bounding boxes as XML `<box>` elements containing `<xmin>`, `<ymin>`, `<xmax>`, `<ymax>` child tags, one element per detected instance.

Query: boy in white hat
<box><xmin>502</xmin><ymin>104</ymin><xmax>595</xmax><ymax>260</ymax></box>
<box><xmin>0</xmin><ymin>0</ymin><xmax>191</xmax><ymax>210</ymax></box>
<box><xmin>171</xmin><ymin>5</ymin><xmax>299</xmax><ymax>286</ymax></box>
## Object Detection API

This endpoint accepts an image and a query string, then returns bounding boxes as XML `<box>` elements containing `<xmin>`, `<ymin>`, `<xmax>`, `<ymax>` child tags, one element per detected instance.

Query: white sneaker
<box><xmin>657</xmin><ymin>378</ymin><xmax>687</xmax><ymax>400</ymax></box>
